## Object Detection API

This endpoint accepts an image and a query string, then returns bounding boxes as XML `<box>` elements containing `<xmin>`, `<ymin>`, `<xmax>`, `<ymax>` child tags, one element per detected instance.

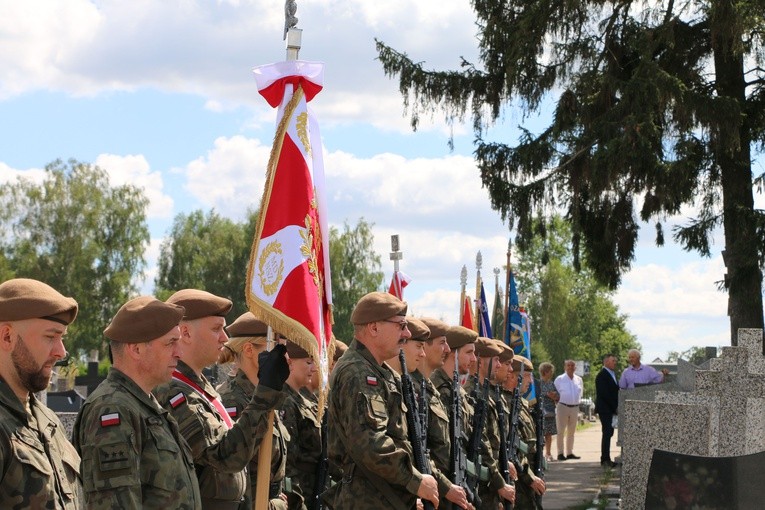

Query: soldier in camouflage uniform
<box><xmin>327</xmin><ymin>292</ymin><xmax>439</xmax><ymax>509</ymax></box>
<box><xmin>154</xmin><ymin>290</ymin><xmax>289</xmax><ymax>510</ymax></box>
<box><xmin>74</xmin><ymin>295</ymin><xmax>201</xmax><ymax>509</ymax></box>
<box><xmin>464</xmin><ymin>337</ymin><xmax>515</xmax><ymax>509</ymax></box>
<box><xmin>0</xmin><ymin>278</ymin><xmax>82</xmax><ymax>509</ymax></box>
<box><xmin>280</xmin><ymin>340</ymin><xmax>321</xmax><ymax>510</ymax></box>
<box><xmin>503</xmin><ymin>355</ymin><xmax>546</xmax><ymax>509</ymax></box>
<box><xmin>216</xmin><ymin>312</ymin><xmax>293</xmax><ymax>510</ymax></box>
<box><xmin>389</xmin><ymin>318</ymin><xmax>471</xmax><ymax>510</ymax></box>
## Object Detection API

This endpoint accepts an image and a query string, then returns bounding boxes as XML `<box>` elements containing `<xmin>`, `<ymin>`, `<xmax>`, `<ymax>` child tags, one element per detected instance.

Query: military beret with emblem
<box><xmin>475</xmin><ymin>336</ymin><xmax>503</xmax><ymax>358</ymax></box>
<box><xmin>0</xmin><ymin>278</ymin><xmax>78</xmax><ymax>325</ymax></box>
<box><xmin>350</xmin><ymin>291</ymin><xmax>407</xmax><ymax>325</ymax></box>
<box><xmin>332</xmin><ymin>338</ymin><xmax>348</xmax><ymax>362</ymax></box>
<box><xmin>445</xmin><ymin>325</ymin><xmax>478</xmax><ymax>350</ymax></box>
<box><xmin>419</xmin><ymin>317</ymin><xmax>449</xmax><ymax>340</ymax></box>
<box><xmin>286</xmin><ymin>340</ymin><xmax>311</xmax><ymax>359</ymax></box>
<box><xmin>105</xmin><ymin>296</ymin><xmax>185</xmax><ymax>343</ymax></box>
<box><xmin>166</xmin><ymin>289</ymin><xmax>232</xmax><ymax>320</ymax></box>
<box><xmin>511</xmin><ymin>354</ymin><xmax>534</xmax><ymax>372</ymax></box>
<box><xmin>497</xmin><ymin>340</ymin><xmax>515</xmax><ymax>363</ymax></box>
<box><xmin>406</xmin><ymin>317</ymin><xmax>430</xmax><ymax>341</ymax></box>
<box><xmin>226</xmin><ymin>311</ymin><xmax>269</xmax><ymax>338</ymax></box>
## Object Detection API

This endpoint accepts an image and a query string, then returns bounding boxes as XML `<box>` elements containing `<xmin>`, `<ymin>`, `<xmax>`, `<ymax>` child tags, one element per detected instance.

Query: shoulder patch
<box><xmin>100</xmin><ymin>413</ymin><xmax>120</xmax><ymax>427</ymax></box>
<box><xmin>169</xmin><ymin>392</ymin><xmax>187</xmax><ymax>408</ymax></box>
<box><xmin>366</xmin><ymin>376</ymin><xmax>378</xmax><ymax>386</ymax></box>
<box><xmin>225</xmin><ymin>406</ymin><xmax>237</xmax><ymax>418</ymax></box>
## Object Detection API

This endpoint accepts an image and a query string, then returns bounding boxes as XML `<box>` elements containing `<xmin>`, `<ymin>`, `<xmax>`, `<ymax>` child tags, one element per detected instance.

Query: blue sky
<box><xmin>1</xmin><ymin>0</ymin><xmax>750</xmax><ymax>363</ymax></box>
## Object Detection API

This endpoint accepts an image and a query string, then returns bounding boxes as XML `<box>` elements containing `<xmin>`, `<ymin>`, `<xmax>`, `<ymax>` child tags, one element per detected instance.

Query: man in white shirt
<box><xmin>553</xmin><ymin>359</ymin><xmax>583</xmax><ymax>460</ymax></box>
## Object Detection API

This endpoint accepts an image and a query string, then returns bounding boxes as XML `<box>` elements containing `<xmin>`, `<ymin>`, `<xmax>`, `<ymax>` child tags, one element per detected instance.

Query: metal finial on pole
<box><xmin>284</xmin><ymin>0</ymin><xmax>301</xmax><ymax>60</ymax></box>
<box><xmin>474</xmin><ymin>251</ymin><xmax>482</xmax><ymax>333</ymax></box>
<box><xmin>459</xmin><ymin>265</ymin><xmax>467</xmax><ymax>325</ymax></box>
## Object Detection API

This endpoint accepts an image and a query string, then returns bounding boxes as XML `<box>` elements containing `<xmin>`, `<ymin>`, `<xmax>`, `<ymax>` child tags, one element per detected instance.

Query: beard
<box><xmin>12</xmin><ymin>335</ymin><xmax>52</xmax><ymax>393</ymax></box>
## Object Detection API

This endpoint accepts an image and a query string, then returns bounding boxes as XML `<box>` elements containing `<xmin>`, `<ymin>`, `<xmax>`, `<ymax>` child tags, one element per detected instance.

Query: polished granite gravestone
<box><xmin>620</xmin><ymin>329</ymin><xmax>765</xmax><ymax>509</ymax></box>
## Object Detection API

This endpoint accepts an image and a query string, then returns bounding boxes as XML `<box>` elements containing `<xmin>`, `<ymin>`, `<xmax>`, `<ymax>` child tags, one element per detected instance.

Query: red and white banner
<box><xmin>247</xmin><ymin>60</ymin><xmax>333</xmax><ymax>368</ymax></box>
<box><xmin>388</xmin><ymin>271</ymin><xmax>411</xmax><ymax>300</ymax></box>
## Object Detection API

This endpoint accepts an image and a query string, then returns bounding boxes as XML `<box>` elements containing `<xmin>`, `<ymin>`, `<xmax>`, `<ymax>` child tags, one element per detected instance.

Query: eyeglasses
<box><xmin>381</xmin><ymin>319</ymin><xmax>409</xmax><ymax>331</ymax></box>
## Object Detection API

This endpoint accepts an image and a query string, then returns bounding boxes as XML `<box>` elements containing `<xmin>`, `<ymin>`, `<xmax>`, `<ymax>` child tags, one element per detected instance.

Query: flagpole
<box><xmin>459</xmin><ymin>265</ymin><xmax>467</xmax><ymax>324</ymax></box>
<box><xmin>390</xmin><ymin>234</ymin><xmax>402</xmax><ymax>298</ymax></box>
<box><xmin>493</xmin><ymin>267</ymin><xmax>500</xmax><ymax>339</ymax></box>
<box><xmin>504</xmin><ymin>240</ymin><xmax>512</xmax><ymax>338</ymax></box>
<box><xmin>474</xmin><ymin>251</ymin><xmax>482</xmax><ymax>334</ymax></box>
<box><xmin>254</xmin><ymin>7</ymin><xmax>303</xmax><ymax>508</ymax></box>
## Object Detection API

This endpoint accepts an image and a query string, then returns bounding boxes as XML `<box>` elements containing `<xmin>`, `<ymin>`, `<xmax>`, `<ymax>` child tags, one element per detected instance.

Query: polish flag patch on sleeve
<box><xmin>225</xmin><ymin>406</ymin><xmax>237</xmax><ymax>418</ymax></box>
<box><xmin>366</xmin><ymin>376</ymin><xmax>378</xmax><ymax>386</ymax></box>
<box><xmin>169</xmin><ymin>392</ymin><xmax>186</xmax><ymax>408</ymax></box>
<box><xmin>100</xmin><ymin>413</ymin><xmax>120</xmax><ymax>427</ymax></box>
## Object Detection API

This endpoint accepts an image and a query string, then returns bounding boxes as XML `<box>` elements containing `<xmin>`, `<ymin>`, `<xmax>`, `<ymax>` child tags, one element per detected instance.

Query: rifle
<box><xmin>399</xmin><ymin>349</ymin><xmax>434</xmax><ymax>510</ymax></box>
<box><xmin>466</xmin><ymin>358</ymin><xmax>492</xmax><ymax>508</ymax></box>
<box><xmin>496</xmin><ymin>384</ymin><xmax>513</xmax><ymax>510</ymax></box>
<box><xmin>507</xmin><ymin>374</ymin><xmax>523</xmax><ymax>474</ymax></box>
<box><xmin>449</xmin><ymin>350</ymin><xmax>475</xmax><ymax>506</ymax></box>
<box><xmin>533</xmin><ymin>393</ymin><xmax>545</xmax><ymax>507</ymax></box>
<box><xmin>310</xmin><ymin>410</ymin><xmax>329</xmax><ymax>510</ymax></box>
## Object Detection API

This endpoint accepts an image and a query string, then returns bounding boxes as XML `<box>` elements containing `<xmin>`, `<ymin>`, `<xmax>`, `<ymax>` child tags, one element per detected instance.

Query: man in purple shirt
<box><xmin>618</xmin><ymin>349</ymin><xmax>667</xmax><ymax>389</ymax></box>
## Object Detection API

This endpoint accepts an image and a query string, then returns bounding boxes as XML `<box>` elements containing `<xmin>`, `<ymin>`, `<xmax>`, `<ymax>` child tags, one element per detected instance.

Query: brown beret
<box><xmin>166</xmin><ymin>289</ymin><xmax>232</xmax><ymax>320</ymax></box>
<box><xmin>406</xmin><ymin>317</ymin><xmax>430</xmax><ymax>341</ymax></box>
<box><xmin>105</xmin><ymin>296</ymin><xmax>185</xmax><ymax>343</ymax></box>
<box><xmin>350</xmin><ymin>292</ymin><xmax>407</xmax><ymax>325</ymax></box>
<box><xmin>332</xmin><ymin>338</ymin><xmax>348</xmax><ymax>362</ymax></box>
<box><xmin>419</xmin><ymin>317</ymin><xmax>449</xmax><ymax>339</ymax></box>
<box><xmin>226</xmin><ymin>312</ymin><xmax>269</xmax><ymax>338</ymax></box>
<box><xmin>286</xmin><ymin>340</ymin><xmax>311</xmax><ymax>359</ymax></box>
<box><xmin>497</xmin><ymin>341</ymin><xmax>515</xmax><ymax>363</ymax></box>
<box><xmin>0</xmin><ymin>278</ymin><xmax>78</xmax><ymax>326</ymax></box>
<box><xmin>475</xmin><ymin>336</ymin><xmax>503</xmax><ymax>358</ymax></box>
<box><xmin>511</xmin><ymin>354</ymin><xmax>534</xmax><ymax>372</ymax></box>
<box><xmin>445</xmin><ymin>325</ymin><xmax>477</xmax><ymax>350</ymax></box>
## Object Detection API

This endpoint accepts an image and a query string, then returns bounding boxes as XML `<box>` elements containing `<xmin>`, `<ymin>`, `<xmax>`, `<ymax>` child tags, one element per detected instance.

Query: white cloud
<box><xmin>178</xmin><ymin>135</ymin><xmax>272</xmax><ymax>218</ymax></box>
<box><xmin>0</xmin><ymin>0</ymin><xmax>479</xmax><ymax>130</ymax></box>
<box><xmin>94</xmin><ymin>154</ymin><xmax>174</xmax><ymax>219</ymax></box>
<box><xmin>135</xmin><ymin>236</ymin><xmax>165</xmax><ymax>294</ymax></box>
<box><xmin>0</xmin><ymin>162</ymin><xmax>46</xmax><ymax>184</ymax></box>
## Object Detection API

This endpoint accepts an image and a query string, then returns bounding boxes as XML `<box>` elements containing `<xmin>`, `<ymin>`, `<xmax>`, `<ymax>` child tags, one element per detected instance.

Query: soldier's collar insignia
<box><xmin>169</xmin><ymin>392</ymin><xmax>187</xmax><ymax>408</ymax></box>
<box><xmin>100</xmin><ymin>412</ymin><xmax>120</xmax><ymax>427</ymax></box>
<box><xmin>366</xmin><ymin>375</ymin><xmax>378</xmax><ymax>386</ymax></box>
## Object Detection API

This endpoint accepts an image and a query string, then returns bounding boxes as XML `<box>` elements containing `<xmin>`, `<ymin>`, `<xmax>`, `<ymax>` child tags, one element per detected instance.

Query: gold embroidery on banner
<box><xmin>258</xmin><ymin>241</ymin><xmax>285</xmax><ymax>296</ymax></box>
<box><xmin>299</xmin><ymin>193</ymin><xmax>323</xmax><ymax>290</ymax></box>
<box><xmin>296</xmin><ymin>112</ymin><xmax>311</xmax><ymax>156</ymax></box>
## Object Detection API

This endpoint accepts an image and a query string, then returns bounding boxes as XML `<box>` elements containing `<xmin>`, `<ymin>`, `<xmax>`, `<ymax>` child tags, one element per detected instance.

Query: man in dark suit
<box><xmin>595</xmin><ymin>354</ymin><xmax>619</xmax><ymax>468</ymax></box>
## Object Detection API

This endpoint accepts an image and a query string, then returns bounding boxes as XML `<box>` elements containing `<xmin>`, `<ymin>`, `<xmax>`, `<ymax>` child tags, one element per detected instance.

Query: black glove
<box><xmin>257</xmin><ymin>344</ymin><xmax>289</xmax><ymax>391</ymax></box>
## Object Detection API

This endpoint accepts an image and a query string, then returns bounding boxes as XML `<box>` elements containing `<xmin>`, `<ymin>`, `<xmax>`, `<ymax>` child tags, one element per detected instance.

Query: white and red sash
<box><xmin>172</xmin><ymin>370</ymin><xmax>233</xmax><ymax>429</ymax></box>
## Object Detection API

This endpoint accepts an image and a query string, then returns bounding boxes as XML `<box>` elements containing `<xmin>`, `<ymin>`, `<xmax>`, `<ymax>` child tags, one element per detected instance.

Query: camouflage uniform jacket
<box><xmin>463</xmin><ymin>377</ymin><xmax>505</xmax><ymax>509</ymax></box>
<box><xmin>501</xmin><ymin>391</ymin><xmax>540</xmax><ymax>510</ymax></box>
<box><xmin>217</xmin><ymin>370</ymin><xmax>290</xmax><ymax>510</ymax></box>
<box><xmin>154</xmin><ymin>360</ymin><xmax>285</xmax><ymax>507</ymax></box>
<box><xmin>299</xmin><ymin>387</ymin><xmax>318</xmax><ymax>406</ymax></box>
<box><xmin>410</xmin><ymin>370</ymin><xmax>452</xmax><ymax>497</ymax></box>
<box><xmin>73</xmin><ymin>368</ymin><xmax>200</xmax><ymax>509</ymax></box>
<box><xmin>327</xmin><ymin>339</ymin><xmax>422</xmax><ymax>510</ymax></box>
<box><xmin>281</xmin><ymin>383</ymin><xmax>322</xmax><ymax>509</ymax></box>
<box><xmin>0</xmin><ymin>377</ymin><xmax>82</xmax><ymax>509</ymax></box>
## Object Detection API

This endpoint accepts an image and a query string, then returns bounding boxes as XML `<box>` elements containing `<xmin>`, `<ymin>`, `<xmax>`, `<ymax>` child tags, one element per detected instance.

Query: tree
<box><xmin>515</xmin><ymin>217</ymin><xmax>639</xmax><ymax>391</ymax></box>
<box><xmin>329</xmin><ymin>219</ymin><xmax>384</xmax><ymax>343</ymax></box>
<box><xmin>666</xmin><ymin>346</ymin><xmax>717</xmax><ymax>365</ymax></box>
<box><xmin>155</xmin><ymin>209</ymin><xmax>255</xmax><ymax>318</ymax></box>
<box><xmin>0</xmin><ymin>159</ymin><xmax>149</xmax><ymax>355</ymax></box>
<box><xmin>377</xmin><ymin>0</ymin><xmax>765</xmax><ymax>347</ymax></box>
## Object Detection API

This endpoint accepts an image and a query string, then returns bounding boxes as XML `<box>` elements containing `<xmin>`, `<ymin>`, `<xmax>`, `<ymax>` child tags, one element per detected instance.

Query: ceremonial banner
<box><xmin>505</xmin><ymin>269</ymin><xmax>523</xmax><ymax>348</ymax></box>
<box><xmin>388</xmin><ymin>270</ymin><xmax>411</xmax><ymax>300</ymax></box>
<box><xmin>461</xmin><ymin>295</ymin><xmax>474</xmax><ymax>330</ymax></box>
<box><xmin>491</xmin><ymin>282</ymin><xmax>504</xmax><ymax>340</ymax></box>
<box><xmin>247</xmin><ymin>60</ymin><xmax>333</xmax><ymax>374</ymax></box>
<box><xmin>477</xmin><ymin>282</ymin><xmax>493</xmax><ymax>338</ymax></box>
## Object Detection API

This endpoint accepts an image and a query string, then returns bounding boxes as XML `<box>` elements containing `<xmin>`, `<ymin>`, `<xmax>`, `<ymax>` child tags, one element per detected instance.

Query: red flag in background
<box><xmin>388</xmin><ymin>271</ymin><xmax>411</xmax><ymax>300</ymax></box>
<box><xmin>247</xmin><ymin>61</ymin><xmax>333</xmax><ymax>368</ymax></box>
<box><xmin>461</xmin><ymin>295</ymin><xmax>474</xmax><ymax>330</ymax></box>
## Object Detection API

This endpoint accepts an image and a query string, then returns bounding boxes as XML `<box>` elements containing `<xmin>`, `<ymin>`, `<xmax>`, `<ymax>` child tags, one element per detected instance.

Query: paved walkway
<box><xmin>540</xmin><ymin>421</ymin><xmax>621</xmax><ymax>509</ymax></box>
